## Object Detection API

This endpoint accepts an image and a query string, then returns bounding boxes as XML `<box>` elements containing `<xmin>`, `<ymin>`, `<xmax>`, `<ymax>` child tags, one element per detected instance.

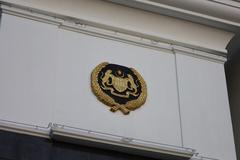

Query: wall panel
<box><xmin>0</xmin><ymin>13</ymin><xmax>237</xmax><ymax>160</ymax></box>
<box><xmin>176</xmin><ymin>53</ymin><xmax>236</xmax><ymax>160</ymax></box>
<box><xmin>54</xmin><ymin>29</ymin><xmax>182</xmax><ymax>146</ymax></box>
<box><xmin>0</xmin><ymin>14</ymin><xmax>58</xmax><ymax>126</ymax></box>
<box><xmin>0</xmin><ymin>14</ymin><xmax>183</xmax><ymax>146</ymax></box>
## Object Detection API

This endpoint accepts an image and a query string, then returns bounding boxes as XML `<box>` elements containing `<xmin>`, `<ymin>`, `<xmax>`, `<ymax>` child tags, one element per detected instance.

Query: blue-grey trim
<box><xmin>0</xmin><ymin>4</ymin><xmax>2</xmax><ymax>26</ymax></box>
<box><xmin>225</xmin><ymin>34</ymin><xmax>240</xmax><ymax>160</ymax></box>
<box><xmin>226</xmin><ymin>34</ymin><xmax>240</xmax><ymax>60</ymax></box>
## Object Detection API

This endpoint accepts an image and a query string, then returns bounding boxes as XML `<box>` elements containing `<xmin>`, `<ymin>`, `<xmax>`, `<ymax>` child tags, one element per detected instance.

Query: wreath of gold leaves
<box><xmin>91</xmin><ymin>62</ymin><xmax>147</xmax><ymax>115</ymax></box>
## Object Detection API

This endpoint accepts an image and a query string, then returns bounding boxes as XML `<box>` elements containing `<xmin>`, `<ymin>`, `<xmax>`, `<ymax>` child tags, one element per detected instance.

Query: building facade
<box><xmin>0</xmin><ymin>1</ymin><xmax>239</xmax><ymax>160</ymax></box>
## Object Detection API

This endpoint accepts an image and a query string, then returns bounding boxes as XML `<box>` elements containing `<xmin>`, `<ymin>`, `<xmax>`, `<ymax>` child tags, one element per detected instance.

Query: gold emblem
<box><xmin>91</xmin><ymin>62</ymin><xmax>147</xmax><ymax>115</ymax></box>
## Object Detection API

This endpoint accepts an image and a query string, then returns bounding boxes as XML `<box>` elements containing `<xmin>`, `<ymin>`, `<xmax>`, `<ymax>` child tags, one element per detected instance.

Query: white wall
<box><xmin>0</xmin><ymin>14</ymin><xmax>182</xmax><ymax>146</ymax></box>
<box><xmin>54</xmin><ymin>29</ymin><xmax>182</xmax><ymax>146</ymax></box>
<box><xmin>176</xmin><ymin>53</ymin><xmax>236</xmax><ymax>160</ymax></box>
<box><xmin>0</xmin><ymin>13</ymin><xmax>236</xmax><ymax>160</ymax></box>
<box><xmin>0</xmin><ymin>14</ymin><xmax>57</xmax><ymax>126</ymax></box>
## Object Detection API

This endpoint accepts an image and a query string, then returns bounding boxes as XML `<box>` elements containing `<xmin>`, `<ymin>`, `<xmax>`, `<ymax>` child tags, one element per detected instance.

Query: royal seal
<box><xmin>91</xmin><ymin>62</ymin><xmax>147</xmax><ymax>115</ymax></box>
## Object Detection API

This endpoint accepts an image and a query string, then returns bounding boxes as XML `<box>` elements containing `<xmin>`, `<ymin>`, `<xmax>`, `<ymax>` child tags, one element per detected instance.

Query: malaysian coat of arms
<box><xmin>91</xmin><ymin>62</ymin><xmax>147</xmax><ymax>115</ymax></box>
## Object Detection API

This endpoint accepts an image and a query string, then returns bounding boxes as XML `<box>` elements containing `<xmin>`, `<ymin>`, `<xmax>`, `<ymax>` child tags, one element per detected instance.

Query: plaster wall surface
<box><xmin>0</xmin><ymin>12</ymin><xmax>236</xmax><ymax>160</ymax></box>
<box><xmin>0</xmin><ymin>14</ymin><xmax>182</xmax><ymax>146</ymax></box>
<box><xmin>176</xmin><ymin>53</ymin><xmax>236</xmax><ymax>160</ymax></box>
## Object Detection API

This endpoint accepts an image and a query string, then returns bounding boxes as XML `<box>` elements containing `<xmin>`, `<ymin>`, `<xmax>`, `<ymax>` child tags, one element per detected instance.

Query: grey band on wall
<box><xmin>0</xmin><ymin>6</ymin><xmax>2</xmax><ymax>23</ymax></box>
<box><xmin>226</xmin><ymin>34</ymin><xmax>240</xmax><ymax>60</ymax></box>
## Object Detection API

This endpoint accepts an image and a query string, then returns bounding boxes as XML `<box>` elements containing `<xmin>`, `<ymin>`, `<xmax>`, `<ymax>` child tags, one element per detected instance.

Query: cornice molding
<box><xmin>0</xmin><ymin>2</ymin><xmax>227</xmax><ymax>63</ymax></box>
<box><xmin>0</xmin><ymin>119</ymin><xmax>50</xmax><ymax>138</ymax></box>
<box><xmin>172</xmin><ymin>45</ymin><xmax>226</xmax><ymax>64</ymax></box>
<box><xmin>51</xmin><ymin>124</ymin><xmax>194</xmax><ymax>160</ymax></box>
<box><xmin>106</xmin><ymin>0</ymin><xmax>240</xmax><ymax>33</ymax></box>
<box><xmin>0</xmin><ymin>119</ymin><xmax>219</xmax><ymax>160</ymax></box>
<box><xmin>0</xmin><ymin>119</ymin><xmax>195</xmax><ymax>160</ymax></box>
